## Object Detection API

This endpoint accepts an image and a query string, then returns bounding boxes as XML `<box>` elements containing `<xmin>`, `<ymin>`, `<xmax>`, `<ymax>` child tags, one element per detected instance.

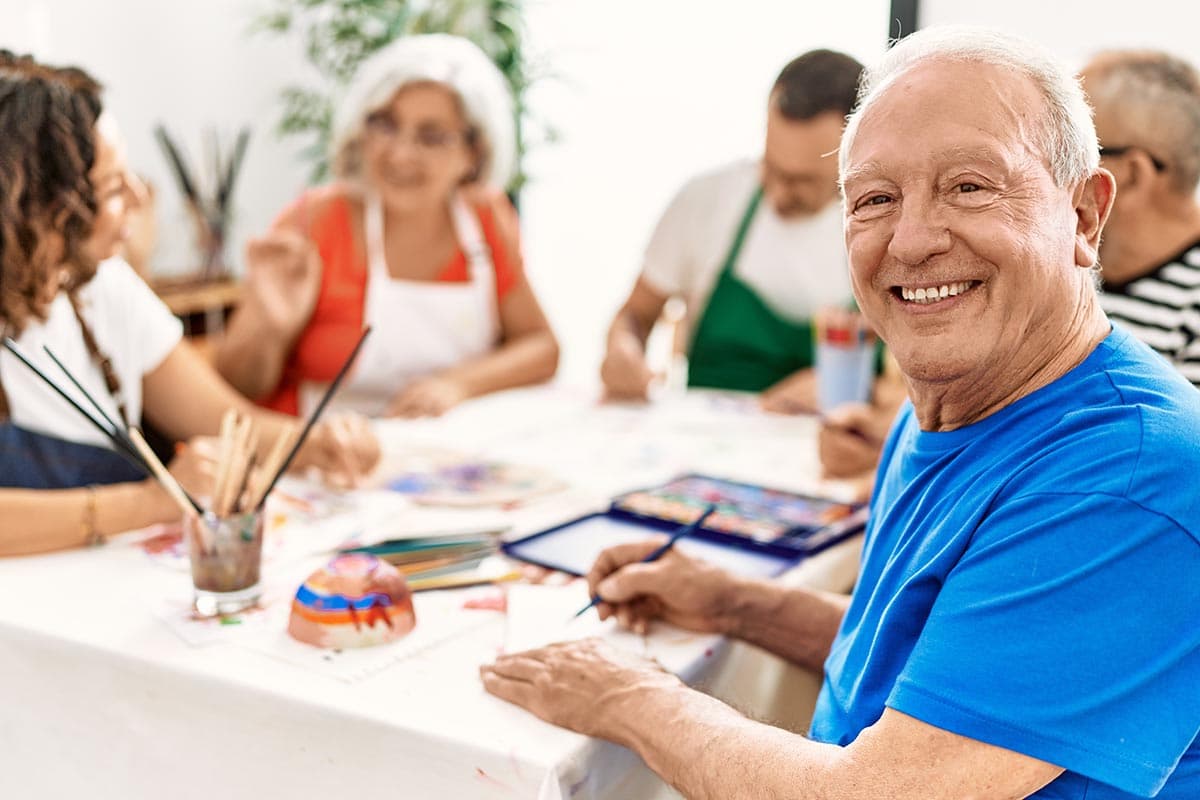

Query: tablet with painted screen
<box><xmin>501</xmin><ymin>513</ymin><xmax>801</xmax><ymax>578</ymax></box>
<box><xmin>612</xmin><ymin>473</ymin><xmax>866</xmax><ymax>552</ymax></box>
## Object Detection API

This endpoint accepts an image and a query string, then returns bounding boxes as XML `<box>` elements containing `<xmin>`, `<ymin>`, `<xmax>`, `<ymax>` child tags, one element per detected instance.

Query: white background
<box><xmin>5</xmin><ymin>0</ymin><xmax>1200</xmax><ymax>383</ymax></box>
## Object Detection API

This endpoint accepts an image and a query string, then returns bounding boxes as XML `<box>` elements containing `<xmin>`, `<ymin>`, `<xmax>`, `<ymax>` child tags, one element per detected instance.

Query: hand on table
<box><xmin>296</xmin><ymin>412</ymin><xmax>381</xmax><ymax>488</ymax></box>
<box><xmin>385</xmin><ymin>375</ymin><xmax>469</xmax><ymax>418</ymax></box>
<box><xmin>585</xmin><ymin>539</ymin><xmax>743</xmax><ymax>636</ymax></box>
<box><xmin>481</xmin><ymin>637</ymin><xmax>681</xmax><ymax>740</ymax></box>
<box><xmin>760</xmin><ymin>368</ymin><xmax>817</xmax><ymax>415</ymax></box>
<box><xmin>600</xmin><ymin>336</ymin><xmax>654</xmax><ymax>403</ymax></box>
<box><xmin>242</xmin><ymin>230</ymin><xmax>322</xmax><ymax>340</ymax></box>
<box><xmin>818</xmin><ymin>401</ymin><xmax>893</xmax><ymax>479</ymax></box>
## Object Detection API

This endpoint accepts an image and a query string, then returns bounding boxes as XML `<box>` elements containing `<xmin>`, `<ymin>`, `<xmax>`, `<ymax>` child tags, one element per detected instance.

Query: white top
<box><xmin>0</xmin><ymin>258</ymin><xmax>183</xmax><ymax>449</ymax></box>
<box><xmin>641</xmin><ymin>159</ymin><xmax>851</xmax><ymax>331</ymax></box>
<box><xmin>299</xmin><ymin>193</ymin><xmax>499</xmax><ymax>418</ymax></box>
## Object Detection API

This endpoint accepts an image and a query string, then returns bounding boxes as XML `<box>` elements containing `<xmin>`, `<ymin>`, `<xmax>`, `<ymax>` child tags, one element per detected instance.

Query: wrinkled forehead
<box><xmin>843</xmin><ymin>59</ymin><xmax>1049</xmax><ymax>179</ymax></box>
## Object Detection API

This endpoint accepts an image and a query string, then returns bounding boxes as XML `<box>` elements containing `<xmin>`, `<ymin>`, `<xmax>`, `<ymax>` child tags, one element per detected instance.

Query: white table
<box><xmin>0</xmin><ymin>386</ymin><xmax>862</xmax><ymax>799</ymax></box>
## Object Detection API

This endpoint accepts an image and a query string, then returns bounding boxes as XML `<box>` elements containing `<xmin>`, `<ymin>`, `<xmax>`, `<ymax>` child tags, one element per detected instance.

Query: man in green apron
<box><xmin>601</xmin><ymin>49</ymin><xmax>864</xmax><ymax>409</ymax></box>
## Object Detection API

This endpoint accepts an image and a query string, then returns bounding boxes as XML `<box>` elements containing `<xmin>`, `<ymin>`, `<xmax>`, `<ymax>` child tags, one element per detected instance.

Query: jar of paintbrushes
<box><xmin>184</xmin><ymin>410</ymin><xmax>297</xmax><ymax>617</ymax></box>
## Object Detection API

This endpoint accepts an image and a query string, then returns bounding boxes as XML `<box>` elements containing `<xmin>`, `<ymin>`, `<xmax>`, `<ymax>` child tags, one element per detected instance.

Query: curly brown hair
<box><xmin>0</xmin><ymin>53</ymin><xmax>104</xmax><ymax>336</ymax></box>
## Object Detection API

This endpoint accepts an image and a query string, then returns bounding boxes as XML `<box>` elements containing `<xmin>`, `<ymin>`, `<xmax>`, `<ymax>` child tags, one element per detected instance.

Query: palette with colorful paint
<box><xmin>612</xmin><ymin>473</ymin><xmax>865</xmax><ymax>547</ymax></box>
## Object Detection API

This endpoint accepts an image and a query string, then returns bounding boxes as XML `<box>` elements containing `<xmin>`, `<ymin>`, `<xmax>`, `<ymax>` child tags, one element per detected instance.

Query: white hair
<box><xmin>840</xmin><ymin>26</ymin><xmax>1099</xmax><ymax>189</ymax></box>
<box><xmin>331</xmin><ymin>33</ymin><xmax>516</xmax><ymax>188</ymax></box>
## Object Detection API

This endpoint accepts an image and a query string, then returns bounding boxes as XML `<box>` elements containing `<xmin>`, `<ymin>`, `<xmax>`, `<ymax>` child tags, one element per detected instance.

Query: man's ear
<box><xmin>1074</xmin><ymin>168</ymin><xmax>1116</xmax><ymax>268</ymax></box>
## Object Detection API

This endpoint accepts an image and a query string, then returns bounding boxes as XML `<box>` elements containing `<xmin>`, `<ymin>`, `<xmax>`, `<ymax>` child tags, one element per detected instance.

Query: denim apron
<box><xmin>0</xmin><ymin>303</ymin><xmax>145</xmax><ymax>490</ymax></box>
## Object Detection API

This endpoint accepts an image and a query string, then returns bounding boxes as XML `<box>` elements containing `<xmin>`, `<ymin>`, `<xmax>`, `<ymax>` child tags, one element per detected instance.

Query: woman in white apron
<box><xmin>216</xmin><ymin>35</ymin><xmax>559</xmax><ymax>418</ymax></box>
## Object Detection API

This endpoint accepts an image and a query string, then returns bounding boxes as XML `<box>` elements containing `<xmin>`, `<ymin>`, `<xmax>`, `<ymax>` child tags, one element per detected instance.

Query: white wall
<box><xmin>919</xmin><ymin>0</ymin><xmax>1200</xmax><ymax>68</ymax></box>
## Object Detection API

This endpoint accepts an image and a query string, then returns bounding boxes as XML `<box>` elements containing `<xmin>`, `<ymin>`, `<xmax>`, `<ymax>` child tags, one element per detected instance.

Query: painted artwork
<box><xmin>287</xmin><ymin>554</ymin><xmax>417</xmax><ymax>649</ymax></box>
<box><xmin>613</xmin><ymin>474</ymin><xmax>860</xmax><ymax>542</ymax></box>
<box><xmin>384</xmin><ymin>449</ymin><xmax>565</xmax><ymax>507</ymax></box>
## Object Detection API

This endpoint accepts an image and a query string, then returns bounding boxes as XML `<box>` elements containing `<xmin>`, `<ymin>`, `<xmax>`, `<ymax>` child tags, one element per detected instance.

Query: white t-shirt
<box><xmin>641</xmin><ymin>159</ymin><xmax>851</xmax><ymax>335</ymax></box>
<box><xmin>0</xmin><ymin>258</ymin><xmax>183</xmax><ymax>449</ymax></box>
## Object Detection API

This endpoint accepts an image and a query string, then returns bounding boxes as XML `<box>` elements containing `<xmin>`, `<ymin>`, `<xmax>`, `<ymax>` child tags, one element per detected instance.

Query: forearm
<box><xmin>722</xmin><ymin>577</ymin><xmax>850</xmax><ymax>673</ymax></box>
<box><xmin>611</xmin><ymin>682</ymin><xmax>845</xmax><ymax>800</ymax></box>
<box><xmin>149</xmin><ymin>341</ymin><xmax>299</xmax><ymax>444</ymax></box>
<box><xmin>615</xmin><ymin>687</ymin><xmax>1062</xmax><ymax>800</ymax></box>
<box><xmin>213</xmin><ymin>305</ymin><xmax>294</xmax><ymax>400</ymax></box>
<box><xmin>0</xmin><ymin>481</ymin><xmax>175</xmax><ymax>556</ymax></box>
<box><xmin>439</xmin><ymin>330</ymin><xmax>559</xmax><ymax>399</ymax></box>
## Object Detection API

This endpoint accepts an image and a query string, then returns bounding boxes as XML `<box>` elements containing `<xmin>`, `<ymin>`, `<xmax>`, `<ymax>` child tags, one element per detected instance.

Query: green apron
<box><xmin>687</xmin><ymin>189</ymin><xmax>815</xmax><ymax>392</ymax></box>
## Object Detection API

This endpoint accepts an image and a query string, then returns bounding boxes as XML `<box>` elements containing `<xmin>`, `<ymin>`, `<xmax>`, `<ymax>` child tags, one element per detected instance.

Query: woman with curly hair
<box><xmin>0</xmin><ymin>55</ymin><xmax>380</xmax><ymax>555</ymax></box>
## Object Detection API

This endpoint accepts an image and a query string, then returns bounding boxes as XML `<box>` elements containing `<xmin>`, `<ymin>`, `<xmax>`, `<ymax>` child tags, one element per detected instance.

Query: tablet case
<box><xmin>501</xmin><ymin>473</ymin><xmax>867</xmax><ymax>578</ymax></box>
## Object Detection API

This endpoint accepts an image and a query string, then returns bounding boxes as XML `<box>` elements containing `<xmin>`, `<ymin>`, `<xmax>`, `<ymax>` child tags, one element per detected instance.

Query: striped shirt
<box><xmin>1100</xmin><ymin>243</ymin><xmax>1200</xmax><ymax>387</ymax></box>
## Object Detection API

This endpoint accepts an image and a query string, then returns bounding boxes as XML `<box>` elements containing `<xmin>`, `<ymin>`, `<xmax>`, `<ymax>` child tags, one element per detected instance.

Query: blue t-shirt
<box><xmin>810</xmin><ymin>327</ymin><xmax>1200</xmax><ymax>799</ymax></box>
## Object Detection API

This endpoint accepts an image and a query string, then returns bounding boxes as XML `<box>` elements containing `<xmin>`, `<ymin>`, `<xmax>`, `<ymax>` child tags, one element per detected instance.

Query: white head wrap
<box><xmin>331</xmin><ymin>33</ymin><xmax>516</xmax><ymax>188</ymax></box>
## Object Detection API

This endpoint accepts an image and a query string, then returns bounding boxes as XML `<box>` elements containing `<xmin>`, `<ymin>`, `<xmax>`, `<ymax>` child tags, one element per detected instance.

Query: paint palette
<box><xmin>612</xmin><ymin>473</ymin><xmax>865</xmax><ymax>548</ymax></box>
<box><xmin>385</xmin><ymin>454</ymin><xmax>565</xmax><ymax>507</ymax></box>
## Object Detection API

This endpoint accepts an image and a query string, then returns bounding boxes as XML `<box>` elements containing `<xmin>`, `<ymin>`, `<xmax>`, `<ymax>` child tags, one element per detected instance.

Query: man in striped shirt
<box><xmin>1082</xmin><ymin>51</ymin><xmax>1200</xmax><ymax>387</ymax></box>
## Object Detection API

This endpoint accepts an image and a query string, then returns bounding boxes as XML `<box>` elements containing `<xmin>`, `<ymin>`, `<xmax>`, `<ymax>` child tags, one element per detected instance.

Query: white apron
<box><xmin>299</xmin><ymin>193</ymin><xmax>500</xmax><ymax>417</ymax></box>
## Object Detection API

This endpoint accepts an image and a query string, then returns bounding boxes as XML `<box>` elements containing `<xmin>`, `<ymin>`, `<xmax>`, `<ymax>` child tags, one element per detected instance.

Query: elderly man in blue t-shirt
<box><xmin>482</xmin><ymin>26</ymin><xmax>1200</xmax><ymax>800</ymax></box>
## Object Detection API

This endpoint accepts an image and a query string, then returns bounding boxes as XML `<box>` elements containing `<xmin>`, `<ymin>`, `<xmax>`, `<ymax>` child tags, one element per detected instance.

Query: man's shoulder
<box><xmin>1058</xmin><ymin>329</ymin><xmax>1200</xmax><ymax>443</ymax></box>
<box><xmin>1006</xmin><ymin>332</ymin><xmax>1200</xmax><ymax>528</ymax></box>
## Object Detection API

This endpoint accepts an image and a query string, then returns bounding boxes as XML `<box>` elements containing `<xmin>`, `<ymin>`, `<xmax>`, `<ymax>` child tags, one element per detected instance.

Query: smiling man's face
<box><xmin>842</xmin><ymin>59</ymin><xmax>1093</xmax><ymax>389</ymax></box>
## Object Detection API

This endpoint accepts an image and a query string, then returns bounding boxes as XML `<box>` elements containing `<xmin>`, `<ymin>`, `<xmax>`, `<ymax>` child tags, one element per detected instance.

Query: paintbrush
<box><xmin>44</xmin><ymin>344</ymin><xmax>210</xmax><ymax>518</ymax></box>
<box><xmin>211</xmin><ymin>409</ymin><xmax>238</xmax><ymax>516</ymax></box>
<box><xmin>253</xmin><ymin>326</ymin><xmax>372</xmax><ymax>511</ymax></box>
<box><xmin>216</xmin><ymin>128</ymin><xmax>250</xmax><ymax>215</ymax></box>
<box><xmin>570</xmin><ymin>503</ymin><xmax>719</xmax><ymax>620</ymax></box>
<box><xmin>3</xmin><ymin>338</ymin><xmax>148</xmax><ymax>475</ymax></box>
<box><xmin>42</xmin><ymin>345</ymin><xmax>129</xmax><ymax>437</ymax></box>
<box><xmin>153</xmin><ymin>125</ymin><xmax>200</xmax><ymax>210</ymax></box>
<box><xmin>38</xmin><ymin>344</ymin><xmax>143</xmax><ymax>465</ymax></box>
<box><xmin>128</xmin><ymin>428</ymin><xmax>201</xmax><ymax>523</ymax></box>
<box><xmin>3</xmin><ymin>338</ymin><xmax>208</xmax><ymax>518</ymax></box>
<box><xmin>249</xmin><ymin>423</ymin><xmax>297</xmax><ymax>510</ymax></box>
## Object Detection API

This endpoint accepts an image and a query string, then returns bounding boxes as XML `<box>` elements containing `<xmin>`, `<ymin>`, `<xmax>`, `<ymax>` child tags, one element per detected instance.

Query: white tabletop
<box><xmin>0</xmin><ymin>386</ymin><xmax>862</xmax><ymax>799</ymax></box>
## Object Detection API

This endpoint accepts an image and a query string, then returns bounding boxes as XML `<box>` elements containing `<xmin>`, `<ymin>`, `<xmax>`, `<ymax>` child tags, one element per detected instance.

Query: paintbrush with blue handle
<box><xmin>571</xmin><ymin>503</ymin><xmax>719</xmax><ymax>620</ymax></box>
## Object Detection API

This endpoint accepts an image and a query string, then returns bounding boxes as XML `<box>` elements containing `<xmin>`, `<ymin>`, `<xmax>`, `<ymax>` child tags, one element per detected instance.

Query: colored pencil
<box><xmin>408</xmin><ymin>568</ymin><xmax>521</xmax><ymax>593</ymax></box>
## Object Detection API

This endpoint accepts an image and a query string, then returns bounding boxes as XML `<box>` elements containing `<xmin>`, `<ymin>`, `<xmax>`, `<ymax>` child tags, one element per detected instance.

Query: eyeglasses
<box><xmin>1099</xmin><ymin>145</ymin><xmax>1167</xmax><ymax>173</ymax></box>
<box><xmin>364</xmin><ymin>113</ymin><xmax>469</xmax><ymax>152</ymax></box>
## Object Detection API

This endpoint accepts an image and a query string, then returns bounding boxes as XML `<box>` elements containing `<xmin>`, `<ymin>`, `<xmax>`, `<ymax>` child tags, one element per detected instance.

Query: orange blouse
<box><xmin>261</xmin><ymin>186</ymin><xmax>520</xmax><ymax>415</ymax></box>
